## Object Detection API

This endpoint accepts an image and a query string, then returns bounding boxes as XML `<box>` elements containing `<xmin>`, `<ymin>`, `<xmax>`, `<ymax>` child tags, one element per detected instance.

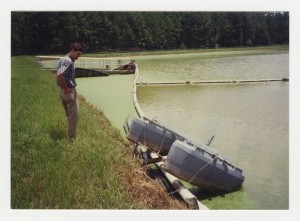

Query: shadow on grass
<box><xmin>49</xmin><ymin>128</ymin><xmax>67</xmax><ymax>141</ymax></box>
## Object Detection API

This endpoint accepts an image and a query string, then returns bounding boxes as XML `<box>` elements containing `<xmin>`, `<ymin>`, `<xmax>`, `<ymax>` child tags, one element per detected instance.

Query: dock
<box><xmin>36</xmin><ymin>55</ymin><xmax>136</xmax><ymax>77</ymax></box>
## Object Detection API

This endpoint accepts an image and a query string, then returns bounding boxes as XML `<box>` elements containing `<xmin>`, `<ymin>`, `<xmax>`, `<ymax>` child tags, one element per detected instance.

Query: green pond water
<box><xmin>76</xmin><ymin>49</ymin><xmax>289</xmax><ymax>210</ymax></box>
<box><xmin>77</xmin><ymin>74</ymin><xmax>138</xmax><ymax>134</ymax></box>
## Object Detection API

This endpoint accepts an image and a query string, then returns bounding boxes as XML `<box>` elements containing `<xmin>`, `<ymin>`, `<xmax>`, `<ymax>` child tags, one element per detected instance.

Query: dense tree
<box><xmin>266</xmin><ymin>12</ymin><xmax>289</xmax><ymax>44</ymax></box>
<box><xmin>181</xmin><ymin>12</ymin><xmax>209</xmax><ymax>48</ymax></box>
<box><xmin>11</xmin><ymin>11</ymin><xmax>289</xmax><ymax>55</ymax></box>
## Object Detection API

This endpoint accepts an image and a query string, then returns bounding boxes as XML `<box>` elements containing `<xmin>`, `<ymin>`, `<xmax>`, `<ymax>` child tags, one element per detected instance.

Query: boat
<box><xmin>163</xmin><ymin>140</ymin><xmax>245</xmax><ymax>192</ymax></box>
<box><xmin>123</xmin><ymin>116</ymin><xmax>177</xmax><ymax>156</ymax></box>
<box><xmin>123</xmin><ymin>116</ymin><xmax>245</xmax><ymax>192</ymax></box>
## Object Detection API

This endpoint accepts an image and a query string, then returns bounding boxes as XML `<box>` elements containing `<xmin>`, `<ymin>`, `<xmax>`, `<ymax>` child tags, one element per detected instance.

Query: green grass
<box><xmin>47</xmin><ymin>45</ymin><xmax>288</xmax><ymax>59</ymax></box>
<box><xmin>11</xmin><ymin>56</ymin><xmax>136</xmax><ymax>209</ymax></box>
<box><xmin>82</xmin><ymin>45</ymin><xmax>289</xmax><ymax>58</ymax></box>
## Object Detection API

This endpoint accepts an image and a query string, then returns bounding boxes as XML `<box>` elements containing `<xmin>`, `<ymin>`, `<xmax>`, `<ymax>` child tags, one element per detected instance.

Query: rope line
<box><xmin>168</xmin><ymin>154</ymin><xmax>218</xmax><ymax>195</ymax></box>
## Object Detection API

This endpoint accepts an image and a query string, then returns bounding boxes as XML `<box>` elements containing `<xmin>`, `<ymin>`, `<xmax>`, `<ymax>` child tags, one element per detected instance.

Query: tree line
<box><xmin>11</xmin><ymin>11</ymin><xmax>289</xmax><ymax>55</ymax></box>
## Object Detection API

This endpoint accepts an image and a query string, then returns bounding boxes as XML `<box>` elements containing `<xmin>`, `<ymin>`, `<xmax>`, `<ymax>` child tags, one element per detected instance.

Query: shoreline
<box><xmin>36</xmin><ymin>45</ymin><xmax>288</xmax><ymax>60</ymax></box>
<box><xmin>11</xmin><ymin>56</ymin><xmax>188</xmax><ymax>209</ymax></box>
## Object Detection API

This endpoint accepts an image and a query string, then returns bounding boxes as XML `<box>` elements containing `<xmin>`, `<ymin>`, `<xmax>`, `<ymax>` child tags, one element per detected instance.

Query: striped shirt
<box><xmin>56</xmin><ymin>55</ymin><xmax>77</xmax><ymax>88</ymax></box>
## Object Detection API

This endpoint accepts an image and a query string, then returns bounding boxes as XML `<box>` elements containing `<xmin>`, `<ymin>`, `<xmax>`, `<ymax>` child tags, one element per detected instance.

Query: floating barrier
<box><xmin>136</xmin><ymin>78</ymin><xmax>289</xmax><ymax>86</ymax></box>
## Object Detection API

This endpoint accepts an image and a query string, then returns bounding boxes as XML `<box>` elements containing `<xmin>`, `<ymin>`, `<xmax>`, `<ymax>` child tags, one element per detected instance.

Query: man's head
<box><xmin>69</xmin><ymin>43</ymin><xmax>83</xmax><ymax>61</ymax></box>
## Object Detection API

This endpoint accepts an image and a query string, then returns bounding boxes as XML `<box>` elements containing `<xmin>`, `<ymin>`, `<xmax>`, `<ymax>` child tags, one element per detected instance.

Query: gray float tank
<box><xmin>163</xmin><ymin>140</ymin><xmax>245</xmax><ymax>192</ymax></box>
<box><xmin>125</xmin><ymin>117</ymin><xmax>176</xmax><ymax>156</ymax></box>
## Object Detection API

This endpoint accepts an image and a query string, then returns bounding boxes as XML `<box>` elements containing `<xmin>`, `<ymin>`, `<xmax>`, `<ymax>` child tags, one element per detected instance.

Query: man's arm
<box><xmin>57</xmin><ymin>74</ymin><xmax>72</xmax><ymax>94</ymax></box>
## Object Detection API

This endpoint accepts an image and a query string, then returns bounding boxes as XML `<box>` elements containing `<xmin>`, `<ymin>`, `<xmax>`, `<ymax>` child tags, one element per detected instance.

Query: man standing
<box><xmin>56</xmin><ymin>43</ymin><xmax>83</xmax><ymax>139</ymax></box>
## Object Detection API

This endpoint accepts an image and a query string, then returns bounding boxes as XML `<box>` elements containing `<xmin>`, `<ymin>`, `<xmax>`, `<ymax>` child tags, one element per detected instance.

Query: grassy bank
<box><xmin>11</xmin><ymin>56</ymin><xmax>186</xmax><ymax>209</ymax></box>
<box><xmin>82</xmin><ymin>45</ymin><xmax>289</xmax><ymax>58</ymax></box>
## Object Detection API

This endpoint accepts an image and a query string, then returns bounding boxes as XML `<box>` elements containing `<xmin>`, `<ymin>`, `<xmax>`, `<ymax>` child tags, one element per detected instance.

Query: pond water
<box><xmin>135</xmin><ymin>50</ymin><xmax>289</xmax><ymax>210</ymax></box>
<box><xmin>77</xmin><ymin>49</ymin><xmax>289</xmax><ymax>210</ymax></box>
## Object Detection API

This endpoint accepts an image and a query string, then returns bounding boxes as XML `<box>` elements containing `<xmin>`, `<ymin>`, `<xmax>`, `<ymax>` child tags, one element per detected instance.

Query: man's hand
<box><xmin>63</xmin><ymin>87</ymin><xmax>73</xmax><ymax>94</ymax></box>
